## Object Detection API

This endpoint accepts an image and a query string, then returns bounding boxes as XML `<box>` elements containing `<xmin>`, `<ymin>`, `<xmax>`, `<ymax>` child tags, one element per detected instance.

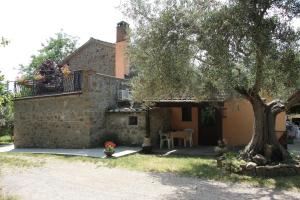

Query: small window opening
<box><xmin>182</xmin><ymin>106</ymin><xmax>192</xmax><ymax>121</ymax></box>
<box><xmin>129</xmin><ymin>116</ymin><xmax>138</xmax><ymax>125</ymax></box>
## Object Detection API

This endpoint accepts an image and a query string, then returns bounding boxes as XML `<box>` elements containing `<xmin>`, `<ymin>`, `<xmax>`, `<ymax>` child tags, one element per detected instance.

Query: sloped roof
<box><xmin>107</xmin><ymin>107</ymin><xmax>145</xmax><ymax>113</ymax></box>
<box><xmin>60</xmin><ymin>37</ymin><xmax>115</xmax><ymax>64</ymax></box>
<box><xmin>144</xmin><ymin>95</ymin><xmax>225</xmax><ymax>104</ymax></box>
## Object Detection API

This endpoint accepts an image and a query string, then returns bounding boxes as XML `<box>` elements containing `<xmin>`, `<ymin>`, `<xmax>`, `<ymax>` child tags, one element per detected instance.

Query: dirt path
<box><xmin>1</xmin><ymin>159</ymin><xmax>300</xmax><ymax>200</ymax></box>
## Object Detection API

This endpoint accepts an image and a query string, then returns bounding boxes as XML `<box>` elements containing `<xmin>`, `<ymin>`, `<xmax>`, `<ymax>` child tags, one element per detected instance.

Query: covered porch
<box><xmin>148</xmin><ymin>100</ymin><xmax>224</xmax><ymax>148</ymax></box>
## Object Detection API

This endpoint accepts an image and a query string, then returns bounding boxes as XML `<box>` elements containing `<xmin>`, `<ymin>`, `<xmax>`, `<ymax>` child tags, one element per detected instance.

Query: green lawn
<box><xmin>0</xmin><ymin>135</ymin><xmax>13</xmax><ymax>145</ymax></box>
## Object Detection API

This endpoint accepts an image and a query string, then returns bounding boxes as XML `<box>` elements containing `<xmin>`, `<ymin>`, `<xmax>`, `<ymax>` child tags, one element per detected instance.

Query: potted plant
<box><xmin>16</xmin><ymin>76</ymin><xmax>31</xmax><ymax>87</ymax></box>
<box><xmin>104</xmin><ymin>141</ymin><xmax>116</xmax><ymax>157</ymax></box>
<box><xmin>61</xmin><ymin>64</ymin><xmax>71</xmax><ymax>77</ymax></box>
<box><xmin>34</xmin><ymin>74</ymin><xmax>45</xmax><ymax>81</ymax></box>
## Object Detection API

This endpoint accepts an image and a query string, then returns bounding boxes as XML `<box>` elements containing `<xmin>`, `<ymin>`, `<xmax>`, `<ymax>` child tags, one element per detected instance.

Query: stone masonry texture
<box><xmin>150</xmin><ymin>108</ymin><xmax>172</xmax><ymax>147</ymax></box>
<box><xmin>14</xmin><ymin>37</ymin><xmax>122</xmax><ymax>148</ymax></box>
<box><xmin>106</xmin><ymin>112</ymin><xmax>146</xmax><ymax>146</ymax></box>
<box><xmin>87</xmin><ymin>73</ymin><xmax>122</xmax><ymax>147</ymax></box>
<box><xmin>14</xmin><ymin>70</ymin><xmax>123</xmax><ymax>148</ymax></box>
<box><xmin>105</xmin><ymin>108</ymin><xmax>171</xmax><ymax>147</ymax></box>
<box><xmin>14</xmin><ymin>93</ymin><xmax>91</xmax><ymax>148</ymax></box>
<box><xmin>64</xmin><ymin>40</ymin><xmax>115</xmax><ymax>76</ymax></box>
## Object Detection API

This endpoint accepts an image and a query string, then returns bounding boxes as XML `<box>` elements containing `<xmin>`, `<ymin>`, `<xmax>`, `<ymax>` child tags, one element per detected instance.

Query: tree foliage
<box><xmin>0</xmin><ymin>72</ymin><xmax>13</xmax><ymax>135</ymax></box>
<box><xmin>124</xmin><ymin>0</ymin><xmax>300</xmax><ymax>102</ymax></box>
<box><xmin>0</xmin><ymin>38</ymin><xmax>13</xmax><ymax>134</ymax></box>
<box><xmin>20</xmin><ymin>31</ymin><xmax>77</xmax><ymax>78</ymax></box>
<box><xmin>124</xmin><ymin>0</ymin><xmax>300</xmax><ymax>161</ymax></box>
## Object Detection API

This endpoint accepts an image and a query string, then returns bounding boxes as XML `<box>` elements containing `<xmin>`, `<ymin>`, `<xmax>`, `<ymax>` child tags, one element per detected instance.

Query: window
<box><xmin>182</xmin><ymin>106</ymin><xmax>192</xmax><ymax>121</ymax></box>
<box><xmin>129</xmin><ymin>116</ymin><xmax>138</xmax><ymax>125</ymax></box>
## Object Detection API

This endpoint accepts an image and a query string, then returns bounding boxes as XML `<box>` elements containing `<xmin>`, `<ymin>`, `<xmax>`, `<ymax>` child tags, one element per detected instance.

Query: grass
<box><xmin>107</xmin><ymin>155</ymin><xmax>300</xmax><ymax>191</ymax></box>
<box><xmin>0</xmin><ymin>154</ymin><xmax>45</xmax><ymax>168</ymax></box>
<box><xmin>50</xmin><ymin>153</ymin><xmax>300</xmax><ymax>191</ymax></box>
<box><xmin>0</xmin><ymin>135</ymin><xmax>12</xmax><ymax>145</ymax></box>
<box><xmin>0</xmin><ymin>153</ymin><xmax>300</xmax><ymax>192</ymax></box>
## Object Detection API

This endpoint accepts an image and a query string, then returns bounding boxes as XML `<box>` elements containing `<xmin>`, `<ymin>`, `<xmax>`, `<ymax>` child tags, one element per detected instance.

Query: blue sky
<box><xmin>0</xmin><ymin>0</ymin><xmax>124</xmax><ymax>81</ymax></box>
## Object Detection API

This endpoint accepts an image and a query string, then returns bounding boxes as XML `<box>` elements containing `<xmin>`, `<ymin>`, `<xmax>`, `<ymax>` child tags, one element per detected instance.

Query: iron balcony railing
<box><xmin>14</xmin><ymin>71</ymin><xmax>82</xmax><ymax>98</ymax></box>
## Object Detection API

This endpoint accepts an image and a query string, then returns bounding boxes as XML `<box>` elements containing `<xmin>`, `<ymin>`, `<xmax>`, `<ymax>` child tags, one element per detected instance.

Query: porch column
<box><xmin>145</xmin><ymin>107</ymin><xmax>150</xmax><ymax>137</ymax></box>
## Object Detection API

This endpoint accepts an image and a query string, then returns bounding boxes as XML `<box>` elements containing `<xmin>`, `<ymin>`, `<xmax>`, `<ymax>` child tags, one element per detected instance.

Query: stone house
<box><xmin>13</xmin><ymin>21</ymin><xmax>286</xmax><ymax>148</ymax></box>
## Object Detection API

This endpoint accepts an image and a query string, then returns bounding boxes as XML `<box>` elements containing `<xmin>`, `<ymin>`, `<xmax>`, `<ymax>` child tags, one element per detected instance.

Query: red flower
<box><xmin>104</xmin><ymin>141</ymin><xmax>116</xmax><ymax>148</ymax></box>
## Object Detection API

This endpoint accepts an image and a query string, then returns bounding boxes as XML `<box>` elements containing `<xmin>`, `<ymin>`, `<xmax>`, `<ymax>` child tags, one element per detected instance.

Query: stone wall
<box><xmin>14</xmin><ymin>93</ymin><xmax>91</xmax><ymax>148</ymax></box>
<box><xmin>65</xmin><ymin>39</ymin><xmax>115</xmax><ymax>76</ymax></box>
<box><xmin>106</xmin><ymin>112</ymin><xmax>146</xmax><ymax>146</ymax></box>
<box><xmin>13</xmin><ymin>70</ymin><xmax>125</xmax><ymax>148</ymax></box>
<box><xmin>244</xmin><ymin>164</ymin><xmax>300</xmax><ymax>177</ymax></box>
<box><xmin>87</xmin><ymin>73</ymin><xmax>124</xmax><ymax>146</ymax></box>
<box><xmin>105</xmin><ymin>107</ymin><xmax>171</xmax><ymax>147</ymax></box>
<box><xmin>13</xmin><ymin>69</ymin><xmax>171</xmax><ymax>148</ymax></box>
<box><xmin>150</xmin><ymin>108</ymin><xmax>172</xmax><ymax>147</ymax></box>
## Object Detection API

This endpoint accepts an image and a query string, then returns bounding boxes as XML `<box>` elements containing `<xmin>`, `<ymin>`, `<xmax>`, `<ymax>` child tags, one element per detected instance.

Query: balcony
<box><xmin>14</xmin><ymin>71</ymin><xmax>82</xmax><ymax>98</ymax></box>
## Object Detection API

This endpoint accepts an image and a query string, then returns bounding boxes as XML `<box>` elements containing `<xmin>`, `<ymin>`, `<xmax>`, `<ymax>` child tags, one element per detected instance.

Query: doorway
<box><xmin>198</xmin><ymin>105</ymin><xmax>222</xmax><ymax>145</ymax></box>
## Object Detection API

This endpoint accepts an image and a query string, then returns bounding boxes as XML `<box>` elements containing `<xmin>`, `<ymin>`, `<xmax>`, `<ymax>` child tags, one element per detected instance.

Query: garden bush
<box><xmin>219</xmin><ymin>152</ymin><xmax>247</xmax><ymax>173</ymax></box>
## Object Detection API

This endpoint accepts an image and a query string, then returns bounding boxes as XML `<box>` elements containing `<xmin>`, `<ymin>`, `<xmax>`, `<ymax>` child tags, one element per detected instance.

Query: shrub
<box><xmin>0</xmin><ymin>135</ymin><xmax>13</xmax><ymax>144</ymax></box>
<box><xmin>220</xmin><ymin>152</ymin><xmax>246</xmax><ymax>173</ymax></box>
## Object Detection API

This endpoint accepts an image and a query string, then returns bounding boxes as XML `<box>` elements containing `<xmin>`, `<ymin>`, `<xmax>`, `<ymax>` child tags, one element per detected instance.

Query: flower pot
<box><xmin>104</xmin><ymin>150</ymin><xmax>115</xmax><ymax>157</ymax></box>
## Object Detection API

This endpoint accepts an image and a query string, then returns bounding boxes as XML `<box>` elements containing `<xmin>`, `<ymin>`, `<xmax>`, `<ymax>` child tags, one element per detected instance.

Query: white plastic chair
<box><xmin>159</xmin><ymin>130</ymin><xmax>171</xmax><ymax>149</ymax></box>
<box><xmin>184</xmin><ymin>129</ymin><xmax>193</xmax><ymax>147</ymax></box>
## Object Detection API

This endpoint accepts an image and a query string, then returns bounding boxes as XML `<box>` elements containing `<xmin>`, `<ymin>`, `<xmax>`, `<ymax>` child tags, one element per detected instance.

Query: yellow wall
<box><xmin>115</xmin><ymin>41</ymin><xmax>129</xmax><ymax>79</ymax></box>
<box><xmin>222</xmin><ymin>100</ymin><xmax>254</xmax><ymax>146</ymax></box>
<box><xmin>223</xmin><ymin>99</ymin><xmax>286</xmax><ymax>146</ymax></box>
<box><xmin>276</xmin><ymin>112</ymin><xmax>286</xmax><ymax>139</ymax></box>
<box><xmin>170</xmin><ymin>107</ymin><xmax>199</xmax><ymax>145</ymax></box>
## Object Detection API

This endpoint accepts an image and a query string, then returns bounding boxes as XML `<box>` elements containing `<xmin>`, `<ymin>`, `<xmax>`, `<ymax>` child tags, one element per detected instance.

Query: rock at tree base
<box><xmin>246</xmin><ymin>162</ymin><xmax>257</xmax><ymax>170</ymax></box>
<box><xmin>253</xmin><ymin>154</ymin><xmax>267</xmax><ymax>166</ymax></box>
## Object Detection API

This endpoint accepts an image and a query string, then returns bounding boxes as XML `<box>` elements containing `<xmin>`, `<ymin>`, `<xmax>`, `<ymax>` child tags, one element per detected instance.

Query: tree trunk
<box><xmin>242</xmin><ymin>94</ymin><xmax>290</xmax><ymax>162</ymax></box>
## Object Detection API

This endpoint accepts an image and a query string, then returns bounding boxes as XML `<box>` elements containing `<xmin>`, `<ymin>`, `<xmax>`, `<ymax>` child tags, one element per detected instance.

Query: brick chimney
<box><xmin>116</xmin><ymin>21</ymin><xmax>129</xmax><ymax>42</ymax></box>
<box><xmin>115</xmin><ymin>21</ymin><xmax>130</xmax><ymax>79</ymax></box>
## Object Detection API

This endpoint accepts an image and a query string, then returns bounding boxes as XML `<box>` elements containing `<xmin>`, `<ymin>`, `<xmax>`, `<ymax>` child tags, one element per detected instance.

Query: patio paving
<box><xmin>0</xmin><ymin>144</ymin><xmax>141</xmax><ymax>158</ymax></box>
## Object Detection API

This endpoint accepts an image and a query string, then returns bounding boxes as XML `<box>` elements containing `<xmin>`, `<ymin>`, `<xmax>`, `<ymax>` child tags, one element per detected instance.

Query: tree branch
<box><xmin>194</xmin><ymin>55</ymin><xmax>210</xmax><ymax>65</ymax></box>
<box><xmin>252</xmin><ymin>48</ymin><xmax>264</xmax><ymax>93</ymax></box>
<box><xmin>286</xmin><ymin>90</ymin><xmax>300</xmax><ymax>111</ymax></box>
<box><xmin>268</xmin><ymin>100</ymin><xmax>285</xmax><ymax>115</ymax></box>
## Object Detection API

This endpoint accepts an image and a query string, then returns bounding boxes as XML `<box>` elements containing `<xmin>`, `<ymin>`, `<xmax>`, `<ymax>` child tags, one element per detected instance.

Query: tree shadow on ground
<box><xmin>148</xmin><ymin>161</ymin><xmax>300</xmax><ymax>200</ymax></box>
<box><xmin>163</xmin><ymin>155</ymin><xmax>299</xmax><ymax>188</ymax></box>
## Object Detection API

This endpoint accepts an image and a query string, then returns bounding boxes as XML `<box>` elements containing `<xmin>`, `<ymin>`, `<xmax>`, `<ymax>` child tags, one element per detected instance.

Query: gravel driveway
<box><xmin>1</xmin><ymin>159</ymin><xmax>300</xmax><ymax>200</ymax></box>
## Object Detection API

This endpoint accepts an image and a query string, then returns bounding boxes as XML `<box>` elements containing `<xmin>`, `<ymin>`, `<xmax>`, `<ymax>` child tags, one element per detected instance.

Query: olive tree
<box><xmin>124</xmin><ymin>0</ymin><xmax>300</xmax><ymax>161</ymax></box>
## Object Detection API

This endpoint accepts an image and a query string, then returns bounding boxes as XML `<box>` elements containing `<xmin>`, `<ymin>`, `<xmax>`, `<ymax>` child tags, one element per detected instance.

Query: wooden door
<box><xmin>198</xmin><ymin>105</ymin><xmax>222</xmax><ymax>145</ymax></box>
